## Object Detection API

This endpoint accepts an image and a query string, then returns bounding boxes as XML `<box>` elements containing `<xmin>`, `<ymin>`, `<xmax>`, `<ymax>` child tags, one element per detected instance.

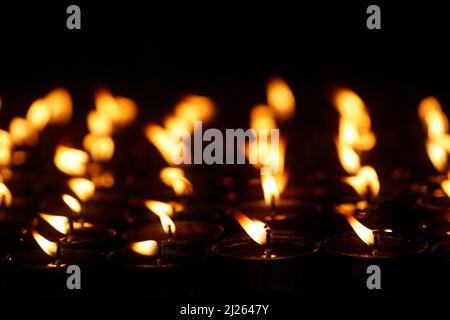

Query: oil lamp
<box><xmin>123</xmin><ymin>199</ymin><xmax>223</xmax><ymax>247</ymax></box>
<box><xmin>322</xmin><ymin>213</ymin><xmax>428</xmax><ymax>299</ymax></box>
<box><xmin>108</xmin><ymin>238</ymin><xmax>207</xmax><ymax>300</ymax></box>
<box><xmin>11</xmin><ymin>230</ymin><xmax>107</xmax><ymax>299</ymax></box>
<box><xmin>212</xmin><ymin>210</ymin><xmax>319</xmax><ymax>298</ymax></box>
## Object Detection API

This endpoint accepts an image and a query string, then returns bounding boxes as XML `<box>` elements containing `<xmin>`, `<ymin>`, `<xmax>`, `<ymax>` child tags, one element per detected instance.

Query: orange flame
<box><xmin>266</xmin><ymin>77</ymin><xmax>295</xmax><ymax>120</ymax></box>
<box><xmin>344</xmin><ymin>165</ymin><xmax>380</xmax><ymax>198</ymax></box>
<box><xmin>62</xmin><ymin>194</ymin><xmax>82</xmax><ymax>214</ymax></box>
<box><xmin>143</xmin><ymin>200</ymin><xmax>184</xmax><ymax>217</ymax></box>
<box><xmin>26</xmin><ymin>99</ymin><xmax>51</xmax><ymax>131</ymax></box>
<box><xmin>418</xmin><ymin>97</ymin><xmax>450</xmax><ymax>172</ymax></box>
<box><xmin>144</xmin><ymin>124</ymin><xmax>178</xmax><ymax>165</ymax></box>
<box><xmin>159</xmin><ymin>167</ymin><xmax>193</xmax><ymax>196</ymax></box>
<box><xmin>0</xmin><ymin>130</ymin><xmax>12</xmax><ymax>166</ymax></box>
<box><xmin>54</xmin><ymin>146</ymin><xmax>89</xmax><ymax>176</ymax></box>
<box><xmin>344</xmin><ymin>214</ymin><xmax>375</xmax><ymax>246</ymax></box>
<box><xmin>32</xmin><ymin>230</ymin><xmax>58</xmax><ymax>258</ymax></box>
<box><xmin>9</xmin><ymin>117</ymin><xmax>39</xmax><ymax>146</ymax></box>
<box><xmin>173</xmin><ymin>95</ymin><xmax>215</xmax><ymax>125</ymax></box>
<box><xmin>83</xmin><ymin>134</ymin><xmax>115</xmax><ymax>162</ymax></box>
<box><xmin>87</xmin><ymin>111</ymin><xmax>113</xmax><ymax>136</ymax></box>
<box><xmin>145</xmin><ymin>200</ymin><xmax>176</xmax><ymax>234</ymax></box>
<box><xmin>130</xmin><ymin>240</ymin><xmax>158</xmax><ymax>256</ymax></box>
<box><xmin>68</xmin><ymin>178</ymin><xmax>95</xmax><ymax>202</ymax></box>
<box><xmin>233</xmin><ymin>212</ymin><xmax>267</xmax><ymax>245</ymax></box>
<box><xmin>94</xmin><ymin>89</ymin><xmax>138</xmax><ymax>127</ymax></box>
<box><xmin>0</xmin><ymin>181</ymin><xmax>12</xmax><ymax>207</ymax></box>
<box><xmin>45</xmin><ymin>88</ymin><xmax>73</xmax><ymax>125</ymax></box>
<box><xmin>39</xmin><ymin>213</ymin><xmax>69</xmax><ymax>235</ymax></box>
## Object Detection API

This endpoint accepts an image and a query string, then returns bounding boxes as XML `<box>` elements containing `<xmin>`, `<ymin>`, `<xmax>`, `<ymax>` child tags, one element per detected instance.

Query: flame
<box><xmin>143</xmin><ymin>200</ymin><xmax>183</xmax><ymax>217</ymax></box>
<box><xmin>344</xmin><ymin>214</ymin><xmax>375</xmax><ymax>246</ymax></box>
<box><xmin>131</xmin><ymin>240</ymin><xmax>158</xmax><ymax>256</ymax></box>
<box><xmin>83</xmin><ymin>134</ymin><xmax>115</xmax><ymax>162</ymax></box>
<box><xmin>45</xmin><ymin>88</ymin><xmax>72</xmax><ymax>125</ymax></box>
<box><xmin>250</xmin><ymin>105</ymin><xmax>276</xmax><ymax>131</ymax></box>
<box><xmin>145</xmin><ymin>200</ymin><xmax>176</xmax><ymax>234</ymax></box>
<box><xmin>26</xmin><ymin>99</ymin><xmax>51</xmax><ymax>131</ymax></box>
<box><xmin>0</xmin><ymin>130</ymin><xmax>12</xmax><ymax>166</ymax></box>
<box><xmin>9</xmin><ymin>117</ymin><xmax>39</xmax><ymax>146</ymax></box>
<box><xmin>233</xmin><ymin>212</ymin><xmax>267</xmax><ymax>245</ymax></box>
<box><xmin>68</xmin><ymin>178</ymin><xmax>95</xmax><ymax>202</ymax></box>
<box><xmin>334</xmin><ymin>88</ymin><xmax>376</xmax><ymax>174</ymax></box>
<box><xmin>0</xmin><ymin>181</ymin><xmax>12</xmax><ymax>207</ymax></box>
<box><xmin>62</xmin><ymin>194</ymin><xmax>82</xmax><ymax>214</ymax></box>
<box><xmin>159</xmin><ymin>167</ymin><xmax>193</xmax><ymax>196</ymax></box>
<box><xmin>144</xmin><ymin>124</ymin><xmax>178</xmax><ymax>165</ymax></box>
<box><xmin>87</xmin><ymin>111</ymin><xmax>113</xmax><ymax>136</ymax></box>
<box><xmin>94</xmin><ymin>89</ymin><xmax>138</xmax><ymax>127</ymax></box>
<box><xmin>54</xmin><ymin>146</ymin><xmax>89</xmax><ymax>176</ymax></box>
<box><xmin>344</xmin><ymin>166</ymin><xmax>380</xmax><ymax>198</ymax></box>
<box><xmin>266</xmin><ymin>77</ymin><xmax>295</xmax><ymax>120</ymax></box>
<box><xmin>335</xmin><ymin>201</ymin><xmax>368</xmax><ymax>215</ymax></box>
<box><xmin>173</xmin><ymin>95</ymin><xmax>215</xmax><ymax>124</ymax></box>
<box><xmin>419</xmin><ymin>97</ymin><xmax>450</xmax><ymax>172</ymax></box>
<box><xmin>32</xmin><ymin>230</ymin><xmax>58</xmax><ymax>258</ymax></box>
<box><xmin>39</xmin><ymin>213</ymin><xmax>70</xmax><ymax>235</ymax></box>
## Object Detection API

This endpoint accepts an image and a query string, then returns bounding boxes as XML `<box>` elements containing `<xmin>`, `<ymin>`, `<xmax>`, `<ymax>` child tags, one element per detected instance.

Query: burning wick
<box><xmin>167</xmin><ymin>224</ymin><xmax>174</xmax><ymax>240</ymax></box>
<box><xmin>269</xmin><ymin>195</ymin><xmax>276</xmax><ymax>217</ymax></box>
<box><xmin>54</xmin><ymin>243</ymin><xmax>62</xmax><ymax>267</ymax></box>
<box><xmin>264</xmin><ymin>226</ymin><xmax>273</xmax><ymax>259</ymax></box>
<box><xmin>157</xmin><ymin>241</ymin><xmax>164</xmax><ymax>267</ymax></box>
<box><xmin>372</xmin><ymin>230</ymin><xmax>382</xmax><ymax>256</ymax></box>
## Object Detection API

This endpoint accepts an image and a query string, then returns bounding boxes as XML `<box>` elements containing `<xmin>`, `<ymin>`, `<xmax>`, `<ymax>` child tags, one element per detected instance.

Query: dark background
<box><xmin>0</xmin><ymin>0</ymin><xmax>449</xmax><ymax>178</ymax></box>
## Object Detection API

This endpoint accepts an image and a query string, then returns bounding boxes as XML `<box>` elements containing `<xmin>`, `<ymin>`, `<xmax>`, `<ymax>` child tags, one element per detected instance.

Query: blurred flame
<box><xmin>83</xmin><ymin>134</ymin><xmax>115</xmax><ymax>162</ymax></box>
<box><xmin>145</xmin><ymin>201</ymin><xmax>176</xmax><ymax>234</ymax></box>
<box><xmin>0</xmin><ymin>181</ymin><xmax>12</xmax><ymax>207</ymax></box>
<box><xmin>344</xmin><ymin>166</ymin><xmax>380</xmax><ymax>198</ymax></box>
<box><xmin>159</xmin><ymin>167</ymin><xmax>193</xmax><ymax>196</ymax></box>
<box><xmin>233</xmin><ymin>212</ymin><xmax>267</xmax><ymax>245</ymax></box>
<box><xmin>334</xmin><ymin>88</ymin><xmax>376</xmax><ymax>174</ymax></box>
<box><xmin>144</xmin><ymin>124</ymin><xmax>178</xmax><ymax>165</ymax></box>
<box><xmin>68</xmin><ymin>178</ymin><xmax>95</xmax><ymax>202</ymax></box>
<box><xmin>266</xmin><ymin>77</ymin><xmax>295</xmax><ymax>120</ymax></box>
<box><xmin>419</xmin><ymin>97</ymin><xmax>450</xmax><ymax>172</ymax></box>
<box><xmin>335</xmin><ymin>201</ymin><xmax>368</xmax><ymax>215</ymax></box>
<box><xmin>62</xmin><ymin>194</ymin><xmax>82</xmax><ymax>214</ymax></box>
<box><xmin>0</xmin><ymin>130</ymin><xmax>12</xmax><ymax>166</ymax></box>
<box><xmin>32</xmin><ymin>230</ymin><xmax>58</xmax><ymax>258</ymax></box>
<box><xmin>95</xmin><ymin>89</ymin><xmax>138</xmax><ymax>127</ymax></box>
<box><xmin>26</xmin><ymin>99</ymin><xmax>51</xmax><ymax>131</ymax></box>
<box><xmin>87</xmin><ymin>111</ymin><xmax>113</xmax><ymax>136</ymax></box>
<box><xmin>173</xmin><ymin>95</ymin><xmax>215</xmax><ymax>125</ymax></box>
<box><xmin>45</xmin><ymin>88</ymin><xmax>72</xmax><ymax>125</ymax></box>
<box><xmin>250</xmin><ymin>105</ymin><xmax>276</xmax><ymax>131</ymax></box>
<box><xmin>39</xmin><ymin>213</ymin><xmax>69</xmax><ymax>235</ymax></box>
<box><xmin>9</xmin><ymin>117</ymin><xmax>39</xmax><ymax>146</ymax></box>
<box><xmin>131</xmin><ymin>240</ymin><xmax>158</xmax><ymax>256</ymax></box>
<box><xmin>144</xmin><ymin>200</ymin><xmax>183</xmax><ymax>217</ymax></box>
<box><xmin>344</xmin><ymin>214</ymin><xmax>374</xmax><ymax>246</ymax></box>
<box><xmin>54</xmin><ymin>146</ymin><xmax>89</xmax><ymax>176</ymax></box>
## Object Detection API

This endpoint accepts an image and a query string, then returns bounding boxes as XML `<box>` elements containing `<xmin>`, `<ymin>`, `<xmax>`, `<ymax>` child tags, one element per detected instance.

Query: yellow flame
<box><xmin>131</xmin><ymin>240</ymin><xmax>158</xmax><ymax>256</ymax></box>
<box><xmin>250</xmin><ymin>105</ymin><xmax>276</xmax><ymax>131</ymax></box>
<box><xmin>54</xmin><ymin>146</ymin><xmax>89</xmax><ymax>176</ymax></box>
<box><xmin>143</xmin><ymin>200</ymin><xmax>183</xmax><ymax>217</ymax></box>
<box><xmin>83</xmin><ymin>134</ymin><xmax>115</xmax><ymax>162</ymax></box>
<box><xmin>9</xmin><ymin>117</ymin><xmax>39</xmax><ymax>146</ymax></box>
<box><xmin>344</xmin><ymin>214</ymin><xmax>375</xmax><ymax>246</ymax></box>
<box><xmin>26</xmin><ymin>99</ymin><xmax>51</xmax><ymax>131</ymax></box>
<box><xmin>0</xmin><ymin>181</ymin><xmax>12</xmax><ymax>207</ymax></box>
<box><xmin>39</xmin><ymin>213</ymin><xmax>69</xmax><ymax>235</ymax></box>
<box><xmin>32</xmin><ymin>230</ymin><xmax>58</xmax><ymax>258</ymax></box>
<box><xmin>159</xmin><ymin>167</ymin><xmax>193</xmax><ymax>196</ymax></box>
<box><xmin>266</xmin><ymin>77</ymin><xmax>295</xmax><ymax>120</ymax></box>
<box><xmin>335</xmin><ymin>201</ymin><xmax>368</xmax><ymax>215</ymax></box>
<box><xmin>87</xmin><ymin>110</ymin><xmax>113</xmax><ymax>136</ymax></box>
<box><xmin>62</xmin><ymin>194</ymin><xmax>82</xmax><ymax>214</ymax></box>
<box><xmin>344</xmin><ymin>166</ymin><xmax>380</xmax><ymax>198</ymax></box>
<box><xmin>173</xmin><ymin>95</ymin><xmax>215</xmax><ymax>124</ymax></box>
<box><xmin>144</xmin><ymin>124</ymin><xmax>179</xmax><ymax>165</ymax></box>
<box><xmin>233</xmin><ymin>212</ymin><xmax>267</xmax><ymax>245</ymax></box>
<box><xmin>45</xmin><ymin>88</ymin><xmax>72</xmax><ymax>125</ymax></box>
<box><xmin>95</xmin><ymin>89</ymin><xmax>138</xmax><ymax>127</ymax></box>
<box><xmin>68</xmin><ymin>178</ymin><xmax>95</xmax><ymax>202</ymax></box>
<box><xmin>334</xmin><ymin>88</ymin><xmax>376</xmax><ymax>174</ymax></box>
<box><xmin>0</xmin><ymin>130</ymin><xmax>12</xmax><ymax>166</ymax></box>
<box><xmin>145</xmin><ymin>200</ymin><xmax>176</xmax><ymax>234</ymax></box>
